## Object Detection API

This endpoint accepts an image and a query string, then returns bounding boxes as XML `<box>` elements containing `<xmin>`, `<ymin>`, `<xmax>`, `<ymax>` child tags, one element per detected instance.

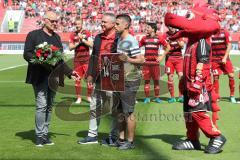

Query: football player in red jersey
<box><xmin>69</xmin><ymin>17</ymin><xmax>93</xmax><ymax>104</ymax></box>
<box><xmin>163</xmin><ymin>26</ymin><xmax>185</xmax><ymax>103</ymax></box>
<box><xmin>211</xmin><ymin>27</ymin><xmax>237</xmax><ymax>103</ymax></box>
<box><xmin>139</xmin><ymin>22</ymin><xmax>170</xmax><ymax>103</ymax></box>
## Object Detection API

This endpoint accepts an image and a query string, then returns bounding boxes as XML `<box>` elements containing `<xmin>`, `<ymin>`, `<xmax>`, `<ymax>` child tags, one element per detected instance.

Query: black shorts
<box><xmin>113</xmin><ymin>80</ymin><xmax>141</xmax><ymax>114</ymax></box>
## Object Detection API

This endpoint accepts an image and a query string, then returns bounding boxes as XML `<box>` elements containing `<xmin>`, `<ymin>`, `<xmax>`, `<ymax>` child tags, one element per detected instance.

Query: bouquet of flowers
<box><xmin>30</xmin><ymin>42</ymin><xmax>65</xmax><ymax>66</ymax></box>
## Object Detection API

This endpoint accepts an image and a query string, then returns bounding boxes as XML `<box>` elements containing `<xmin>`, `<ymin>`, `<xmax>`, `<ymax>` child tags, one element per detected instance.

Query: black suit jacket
<box><xmin>23</xmin><ymin>29</ymin><xmax>72</xmax><ymax>87</ymax></box>
<box><xmin>87</xmin><ymin>32</ymin><xmax>118</xmax><ymax>82</ymax></box>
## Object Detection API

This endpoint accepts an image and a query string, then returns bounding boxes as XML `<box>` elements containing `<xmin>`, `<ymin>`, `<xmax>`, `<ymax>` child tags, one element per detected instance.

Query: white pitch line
<box><xmin>0</xmin><ymin>64</ymin><xmax>26</xmax><ymax>72</ymax></box>
<box><xmin>234</xmin><ymin>66</ymin><xmax>240</xmax><ymax>72</ymax></box>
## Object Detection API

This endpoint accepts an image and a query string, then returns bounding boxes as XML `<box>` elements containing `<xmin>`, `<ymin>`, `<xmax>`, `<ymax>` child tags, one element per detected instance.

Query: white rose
<box><xmin>38</xmin><ymin>44</ymin><xmax>44</xmax><ymax>48</ymax></box>
<box><xmin>43</xmin><ymin>42</ymin><xmax>48</xmax><ymax>46</ymax></box>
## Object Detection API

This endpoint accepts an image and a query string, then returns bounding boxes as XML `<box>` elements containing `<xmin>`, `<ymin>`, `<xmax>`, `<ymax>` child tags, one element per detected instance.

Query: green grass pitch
<box><xmin>0</xmin><ymin>54</ymin><xmax>239</xmax><ymax>160</ymax></box>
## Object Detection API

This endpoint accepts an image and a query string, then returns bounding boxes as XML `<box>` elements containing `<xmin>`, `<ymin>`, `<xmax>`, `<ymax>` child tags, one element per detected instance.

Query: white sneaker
<box><xmin>75</xmin><ymin>98</ymin><xmax>82</xmax><ymax>104</ymax></box>
<box><xmin>230</xmin><ymin>96</ymin><xmax>237</xmax><ymax>103</ymax></box>
<box><xmin>87</xmin><ymin>96</ymin><xmax>91</xmax><ymax>103</ymax></box>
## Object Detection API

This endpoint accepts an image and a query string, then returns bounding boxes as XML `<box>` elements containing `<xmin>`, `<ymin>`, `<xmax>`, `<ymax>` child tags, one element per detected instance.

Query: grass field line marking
<box><xmin>0</xmin><ymin>64</ymin><xmax>26</xmax><ymax>72</ymax></box>
<box><xmin>234</xmin><ymin>66</ymin><xmax>240</xmax><ymax>72</ymax></box>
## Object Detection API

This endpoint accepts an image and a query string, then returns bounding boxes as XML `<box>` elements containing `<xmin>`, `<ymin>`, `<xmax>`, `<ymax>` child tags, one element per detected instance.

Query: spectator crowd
<box><xmin>5</xmin><ymin>0</ymin><xmax>240</xmax><ymax>35</ymax></box>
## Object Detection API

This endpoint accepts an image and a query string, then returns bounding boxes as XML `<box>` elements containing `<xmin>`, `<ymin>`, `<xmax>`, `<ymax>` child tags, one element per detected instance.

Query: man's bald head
<box><xmin>43</xmin><ymin>11</ymin><xmax>58</xmax><ymax>20</ymax></box>
<box><xmin>43</xmin><ymin>11</ymin><xmax>59</xmax><ymax>32</ymax></box>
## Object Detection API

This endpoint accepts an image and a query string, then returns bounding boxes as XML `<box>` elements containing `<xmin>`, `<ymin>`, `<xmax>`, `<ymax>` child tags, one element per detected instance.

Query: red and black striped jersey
<box><xmin>163</xmin><ymin>31</ymin><xmax>183</xmax><ymax>58</ymax></box>
<box><xmin>211</xmin><ymin>29</ymin><xmax>231</xmax><ymax>62</ymax></box>
<box><xmin>139</xmin><ymin>35</ymin><xmax>168</xmax><ymax>61</ymax></box>
<box><xmin>69</xmin><ymin>30</ymin><xmax>91</xmax><ymax>64</ymax></box>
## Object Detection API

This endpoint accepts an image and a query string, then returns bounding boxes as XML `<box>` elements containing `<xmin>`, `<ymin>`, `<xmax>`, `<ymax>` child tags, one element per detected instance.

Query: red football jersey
<box><xmin>211</xmin><ymin>29</ymin><xmax>231</xmax><ymax>62</ymax></box>
<box><xmin>163</xmin><ymin>31</ymin><xmax>183</xmax><ymax>58</ymax></box>
<box><xmin>69</xmin><ymin>30</ymin><xmax>91</xmax><ymax>64</ymax></box>
<box><xmin>139</xmin><ymin>35</ymin><xmax>168</xmax><ymax>62</ymax></box>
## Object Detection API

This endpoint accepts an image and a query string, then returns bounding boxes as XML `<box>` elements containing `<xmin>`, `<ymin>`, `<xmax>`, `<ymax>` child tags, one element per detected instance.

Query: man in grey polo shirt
<box><xmin>115</xmin><ymin>14</ymin><xmax>145</xmax><ymax>150</ymax></box>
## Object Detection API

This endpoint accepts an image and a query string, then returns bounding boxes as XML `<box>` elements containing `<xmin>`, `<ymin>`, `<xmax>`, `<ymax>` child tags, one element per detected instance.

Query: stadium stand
<box><xmin>21</xmin><ymin>18</ymin><xmax>38</xmax><ymax>33</ymax></box>
<box><xmin>0</xmin><ymin>0</ymin><xmax>239</xmax><ymax>34</ymax></box>
<box><xmin>0</xmin><ymin>9</ymin><xmax>6</xmax><ymax>26</ymax></box>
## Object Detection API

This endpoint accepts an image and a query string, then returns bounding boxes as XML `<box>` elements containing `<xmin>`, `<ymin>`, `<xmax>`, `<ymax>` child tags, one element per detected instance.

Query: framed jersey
<box><xmin>100</xmin><ymin>53</ymin><xmax>125</xmax><ymax>92</ymax></box>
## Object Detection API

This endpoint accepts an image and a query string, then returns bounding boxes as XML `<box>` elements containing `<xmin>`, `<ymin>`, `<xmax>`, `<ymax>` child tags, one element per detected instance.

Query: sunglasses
<box><xmin>47</xmin><ymin>18</ymin><xmax>58</xmax><ymax>24</ymax></box>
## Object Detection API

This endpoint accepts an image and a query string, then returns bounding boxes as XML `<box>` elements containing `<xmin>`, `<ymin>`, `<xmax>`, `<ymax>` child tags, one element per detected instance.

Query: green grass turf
<box><xmin>0</xmin><ymin>54</ymin><xmax>239</xmax><ymax>160</ymax></box>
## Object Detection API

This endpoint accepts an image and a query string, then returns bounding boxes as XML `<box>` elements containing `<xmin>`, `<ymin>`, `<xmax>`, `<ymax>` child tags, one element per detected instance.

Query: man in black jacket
<box><xmin>78</xmin><ymin>13</ymin><xmax>120</xmax><ymax>145</ymax></box>
<box><xmin>23</xmin><ymin>11</ymin><xmax>79</xmax><ymax>147</ymax></box>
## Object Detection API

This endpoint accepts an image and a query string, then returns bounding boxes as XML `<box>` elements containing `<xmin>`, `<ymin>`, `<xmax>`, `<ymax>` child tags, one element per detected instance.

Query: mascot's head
<box><xmin>164</xmin><ymin>2</ymin><xmax>220</xmax><ymax>41</ymax></box>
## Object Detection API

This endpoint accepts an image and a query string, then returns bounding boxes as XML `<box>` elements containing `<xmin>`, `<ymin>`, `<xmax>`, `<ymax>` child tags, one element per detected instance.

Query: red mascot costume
<box><xmin>164</xmin><ymin>3</ymin><xmax>226</xmax><ymax>154</ymax></box>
